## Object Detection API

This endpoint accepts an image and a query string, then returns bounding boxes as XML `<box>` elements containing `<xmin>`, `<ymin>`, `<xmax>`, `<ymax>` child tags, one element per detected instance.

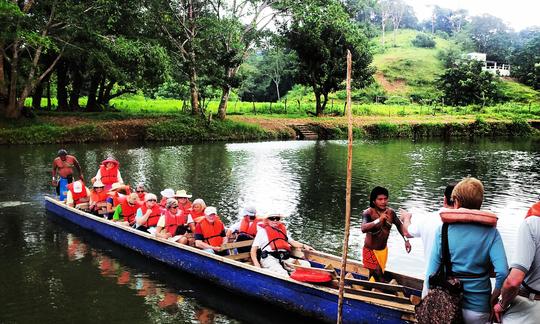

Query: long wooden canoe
<box><xmin>45</xmin><ymin>196</ymin><xmax>422</xmax><ymax>323</ymax></box>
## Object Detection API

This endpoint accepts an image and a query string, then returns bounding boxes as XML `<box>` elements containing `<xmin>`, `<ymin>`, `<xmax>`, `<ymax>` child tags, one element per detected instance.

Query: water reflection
<box><xmin>1</xmin><ymin>138</ymin><xmax>540</xmax><ymax>323</ymax></box>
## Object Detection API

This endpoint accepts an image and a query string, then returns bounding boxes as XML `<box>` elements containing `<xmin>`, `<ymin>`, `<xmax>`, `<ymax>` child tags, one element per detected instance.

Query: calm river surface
<box><xmin>1</xmin><ymin>138</ymin><xmax>540</xmax><ymax>323</ymax></box>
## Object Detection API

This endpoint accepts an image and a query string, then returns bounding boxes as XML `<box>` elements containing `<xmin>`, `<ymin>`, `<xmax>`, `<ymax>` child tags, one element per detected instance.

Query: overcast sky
<box><xmin>405</xmin><ymin>0</ymin><xmax>539</xmax><ymax>31</ymax></box>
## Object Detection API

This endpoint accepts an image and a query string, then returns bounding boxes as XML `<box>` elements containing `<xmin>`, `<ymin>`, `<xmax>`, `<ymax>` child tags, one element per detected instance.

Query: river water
<box><xmin>1</xmin><ymin>139</ymin><xmax>539</xmax><ymax>323</ymax></box>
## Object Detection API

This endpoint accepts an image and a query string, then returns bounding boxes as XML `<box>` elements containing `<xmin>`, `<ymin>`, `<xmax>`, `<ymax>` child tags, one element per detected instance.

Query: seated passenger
<box><xmin>135</xmin><ymin>193</ymin><xmax>161</xmax><ymax>234</ymax></box>
<box><xmin>194</xmin><ymin>207</ymin><xmax>227</xmax><ymax>255</ymax></box>
<box><xmin>250</xmin><ymin>214</ymin><xmax>314</xmax><ymax>276</ymax></box>
<box><xmin>106</xmin><ymin>182</ymin><xmax>130</xmax><ymax>220</ymax></box>
<box><xmin>226</xmin><ymin>204</ymin><xmax>260</xmax><ymax>253</ymax></box>
<box><xmin>66</xmin><ymin>180</ymin><xmax>90</xmax><ymax>208</ymax></box>
<box><xmin>94</xmin><ymin>157</ymin><xmax>123</xmax><ymax>191</ymax></box>
<box><xmin>189</xmin><ymin>198</ymin><xmax>207</xmax><ymax>222</ymax></box>
<box><xmin>112</xmin><ymin>193</ymin><xmax>140</xmax><ymax>227</ymax></box>
<box><xmin>89</xmin><ymin>180</ymin><xmax>108</xmax><ymax>216</ymax></box>
<box><xmin>156</xmin><ymin>198</ymin><xmax>195</xmax><ymax>244</ymax></box>
<box><xmin>135</xmin><ymin>183</ymin><xmax>147</xmax><ymax>202</ymax></box>
<box><xmin>159</xmin><ymin>188</ymin><xmax>175</xmax><ymax>209</ymax></box>
<box><xmin>174</xmin><ymin>190</ymin><xmax>193</xmax><ymax>214</ymax></box>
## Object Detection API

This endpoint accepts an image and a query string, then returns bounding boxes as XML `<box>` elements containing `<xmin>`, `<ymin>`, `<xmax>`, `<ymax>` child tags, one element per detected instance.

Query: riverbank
<box><xmin>0</xmin><ymin>112</ymin><xmax>537</xmax><ymax>144</ymax></box>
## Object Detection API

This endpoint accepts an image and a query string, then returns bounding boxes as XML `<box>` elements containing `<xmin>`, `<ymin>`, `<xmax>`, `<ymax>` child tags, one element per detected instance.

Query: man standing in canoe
<box><xmin>52</xmin><ymin>149</ymin><xmax>84</xmax><ymax>200</ymax></box>
<box><xmin>361</xmin><ymin>186</ymin><xmax>411</xmax><ymax>282</ymax></box>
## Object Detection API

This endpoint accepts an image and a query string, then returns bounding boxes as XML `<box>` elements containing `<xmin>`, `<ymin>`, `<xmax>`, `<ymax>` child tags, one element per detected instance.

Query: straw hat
<box><xmin>160</xmin><ymin>188</ymin><xmax>175</xmax><ymax>198</ymax></box>
<box><xmin>204</xmin><ymin>206</ymin><xmax>217</xmax><ymax>216</ymax></box>
<box><xmin>102</xmin><ymin>157</ymin><xmax>119</xmax><ymax>166</ymax></box>
<box><xmin>174</xmin><ymin>190</ymin><xmax>192</xmax><ymax>198</ymax></box>
<box><xmin>93</xmin><ymin>180</ymin><xmax>104</xmax><ymax>188</ymax></box>
<box><xmin>108</xmin><ymin>182</ymin><xmax>124</xmax><ymax>193</ymax></box>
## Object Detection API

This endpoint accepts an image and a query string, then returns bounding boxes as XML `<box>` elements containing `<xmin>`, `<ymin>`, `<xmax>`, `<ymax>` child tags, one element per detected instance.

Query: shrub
<box><xmin>412</xmin><ymin>33</ymin><xmax>436</xmax><ymax>48</ymax></box>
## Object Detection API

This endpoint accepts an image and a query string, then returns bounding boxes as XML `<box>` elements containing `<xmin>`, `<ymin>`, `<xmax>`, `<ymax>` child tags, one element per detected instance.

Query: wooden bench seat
<box><xmin>222</xmin><ymin>240</ymin><xmax>254</xmax><ymax>262</ymax></box>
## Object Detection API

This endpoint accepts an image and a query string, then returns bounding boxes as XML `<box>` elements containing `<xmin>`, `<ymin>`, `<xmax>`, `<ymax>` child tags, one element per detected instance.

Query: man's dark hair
<box><xmin>444</xmin><ymin>182</ymin><xmax>457</xmax><ymax>206</ymax></box>
<box><xmin>369</xmin><ymin>186</ymin><xmax>389</xmax><ymax>208</ymax></box>
<box><xmin>57</xmin><ymin>149</ymin><xmax>68</xmax><ymax>156</ymax></box>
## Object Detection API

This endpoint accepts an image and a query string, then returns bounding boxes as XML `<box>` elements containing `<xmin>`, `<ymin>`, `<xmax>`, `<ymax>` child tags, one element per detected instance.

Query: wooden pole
<box><xmin>337</xmin><ymin>50</ymin><xmax>354</xmax><ymax>324</ymax></box>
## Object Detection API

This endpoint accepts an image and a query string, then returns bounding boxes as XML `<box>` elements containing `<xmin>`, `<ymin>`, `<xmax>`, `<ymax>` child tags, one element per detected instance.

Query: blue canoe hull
<box><xmin>45</xmin><ymin>197</ymin><xmax>414</xmax><ymax>323</ymax></box>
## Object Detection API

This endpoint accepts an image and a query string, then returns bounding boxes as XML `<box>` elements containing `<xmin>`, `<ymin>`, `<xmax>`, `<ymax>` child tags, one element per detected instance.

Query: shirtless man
<box><xmin>52</xmin><ymin>149</ymin><xmax>84</xmax><ymax>199</ymax></box>
<box><xmin>361</xmin><ymin>186</ymin><xmax>411</xmax><ymax>282</ymax></box>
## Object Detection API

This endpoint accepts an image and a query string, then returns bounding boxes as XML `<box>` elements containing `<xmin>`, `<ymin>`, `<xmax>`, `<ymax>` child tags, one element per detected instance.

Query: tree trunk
<box><xmin>217</xmin><ymin>84</ymin><xmax>231</xmax><ymax>120</ymax></box>
<box><xmin>86</xmin><ymin>74</ymin><xmax>101</xmax><ymax>112</ymax></box>
<box><xmin>273</xmin><ymin>80</ymin><xmax>280</xmax><ymax>102</ymax></box>
<box><xmin>32</xmin><ymin>80</ymin><xmax>44</xmax><ymax>110</ymax></box>
<box><xmin>6</xmin><ymin>42</ymin><xmax>21</xmax><ymax>119</ymax></box>
<box><xmin>0</xmin><ymin>40</ymin><xmax>7</xmax><ymax>115</ymax></box>
<box><xmin>69</xmin><ymin>64</ymin><xmax>82</xmax><ymax>110</ymax></box>
<box><xmin>315</xmin><ymin>91</ymin><xmax>323</xmax><ymax>116</ymax></box>
<box><xmin>189</xmin><ymin>64</ymin><xmax>199</xmax><ymax>115</ymax></box>
<box><xmin>97</xmin><ymin>76</ymin><xmax>106</xmax><ymax>105</ymax></box>
<box><xmin>47</xmin><ymin>78</ymin><xmax>52</xmax><ymax>110</ymax></box>
<box><xmin>101</xmin><ymin>79</ymin><xmax>115</xmax><ymax>106</ymax></box>
<box><xmin>56</xmin><ymin>61</ymin><xmax>69</xmax><ymax>111</ymax></box>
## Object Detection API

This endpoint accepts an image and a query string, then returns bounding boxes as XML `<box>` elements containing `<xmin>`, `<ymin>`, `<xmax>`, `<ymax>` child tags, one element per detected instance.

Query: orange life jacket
<box><xmin>239</xmin><ymin>217</ymin><xmax>261</xmax><ymax>237</ymax></box>
<box><xmin>199</xmin><ymin>218</ymin><xmax>224</xmax><ymax>247</ymax></box>
<box><xmin>67</xmin><ymin>182</ymin><xmax>89</xmax><ymax>205</ymax></box>
<box><xmin>263</xmin><ymin>223</ymin><xmax>291</xmax><ymax>252</ymax></box>
<box><xmin>99</xmin><ymin>164</ymin><xmax>118</xmax><ymax>185</ymax></box>
<box><xmin>189</xmin><ymin>208</ymin><xmax>205</xmax><ymax>221</ymax></box>
<box><xmin>526</xmin><ymin>201</ymin><xmax>540</xmax><ymax>218</ymax></box>
<box><xmin>164</xmin><ymin>210</ymin><xmax>188</xmax><ymax>236</ymax></box>
<box><xmin>119</xmin><ymin>198</ymin><xmax>140</xmax><ymax>226</ymax></box>
<box><xmin>141</xmin><ymin>204</ymin><xmax>162</xmax><ymax>228</ymax></box>
<box><xmin>90</xmin><ymin>190</ymin><xmax>108</xmax><ymax>204</ymax></box>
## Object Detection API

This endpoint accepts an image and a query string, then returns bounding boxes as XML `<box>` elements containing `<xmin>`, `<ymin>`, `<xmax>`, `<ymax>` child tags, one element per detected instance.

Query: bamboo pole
<box><xmin>337</xmin><ymin>50</ymin><xmax>353</xmax><ymax>324</ymax></box>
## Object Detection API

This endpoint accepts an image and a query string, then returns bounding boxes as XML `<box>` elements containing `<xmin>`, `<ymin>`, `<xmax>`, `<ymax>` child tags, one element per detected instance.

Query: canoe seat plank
<box><xmin>221</xmin><ymin>240</ymin><xmax>254</xmax><ymax>249</ymax></box>
<box><xmin>339</xmin><ymin>276</ymin><xmax>407</xmax><ymax>294</ymax></box>
<box><xmin>225</xmin><ymin>252</ymin><xmax>251</xmax><ymax>261</ymax></box>
<box><xmin>344</xmin><ymin>287</ymin><xmax>412</xmax><ymax>305</ymax></box>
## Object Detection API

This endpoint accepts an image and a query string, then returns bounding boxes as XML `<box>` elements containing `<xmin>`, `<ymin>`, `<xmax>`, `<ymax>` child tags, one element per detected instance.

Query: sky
<box><xmin>405</xmin><ymin>0</ymin><xmax>540</xmax><ymax>31</ymax></box>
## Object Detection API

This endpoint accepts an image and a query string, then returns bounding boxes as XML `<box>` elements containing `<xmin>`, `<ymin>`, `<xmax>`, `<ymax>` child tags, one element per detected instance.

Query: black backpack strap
<box><xmin>442</xmin><ymin>223</ymin><xmax>453</xmax><ymax>276</ymax></box>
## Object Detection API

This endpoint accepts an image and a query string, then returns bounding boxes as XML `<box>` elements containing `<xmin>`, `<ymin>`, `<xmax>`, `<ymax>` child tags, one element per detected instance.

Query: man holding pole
<box><xmin>361</xmin><ymin>186</ymin><xmax>411</xmax><ymax>282</ymax></box>
<box><xmin>52</xmin><ymin>149</ymin><xmax>84</xmax><ymax>200</ymax></box>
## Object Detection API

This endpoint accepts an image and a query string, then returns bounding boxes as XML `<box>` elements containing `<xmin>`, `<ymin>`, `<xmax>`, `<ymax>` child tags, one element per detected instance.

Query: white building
<box><xmin>465</xmin><ymin>52</ymin><xmax>511</xmax><ymax>76</ymax></box>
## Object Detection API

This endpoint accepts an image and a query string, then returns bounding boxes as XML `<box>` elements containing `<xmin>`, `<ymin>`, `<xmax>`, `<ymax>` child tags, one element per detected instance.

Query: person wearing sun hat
<box><xmin>155</xmin><ymin>198</ymin><xmax>196</xmax><ymax>244</ymax></box>
<box><xmin>113</xmin><ymin>193</ymin><xmax>142</xmax><ymax>226</ymax></box>
<box><xmin>159</xmin><ymin>188</ymin><xmax>175</xmax><ymax>209</ymax></box>
<box><xmin>93</xmin><ymin>157</ymin><xmax>123</xmax><ymax>191</ymax></box>
<box><xmin>134</xmin><ymin>193</ymin><xmax>162</xmax><ymax>234</ymax></box>
<box><xmin>194</xmin><ymin>206</ymin><xmax>227</xmax><ymax>255</ymax></box>
<box><xmin>89</xmin><ymin>180</ymin><xmax>108</xmax><ymax>215</ymax></box>
<box><xmin>174</xmin><ymin>190</ymin><xmax>193</xmax><ymax>214</ymax></box>
<box><xmin>250</xmin><ymin>213</ymin><xmax>314</xmax><ymax>276</ymax></box>
<box><xmin>105</xmin><ymin>182</ymin><xmax>131</xmax><ymax>220</ymax></box>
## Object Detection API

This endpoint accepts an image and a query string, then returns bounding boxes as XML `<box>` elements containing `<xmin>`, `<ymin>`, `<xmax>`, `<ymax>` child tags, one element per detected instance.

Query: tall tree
<box><xmin>467</xmin><ymin>14</ymin><xmax>514</xmax><ymax>63</ymax></box>
<box><xmin>0</xmin><ymin>1</ymin><xmax>69</xmax><ymax>118</ymax></box>
<box><xmin>388</xmin><ymin>0</ymin><xmax>406</xmax><ymax>47</ymax></box>
<box><xmin>283</xmin><ymin>0</ymin><xmax>373</xmax><ymax>116</ymax></box>
<box><xmin>377</xmin><ymin>0</ymin><xmax>392</xmax><ymax>47</ymax></box>
<box><xmin>511</xmin><ymin>35</ymin><xmax>540</xmax><ymax>90</ymax></box>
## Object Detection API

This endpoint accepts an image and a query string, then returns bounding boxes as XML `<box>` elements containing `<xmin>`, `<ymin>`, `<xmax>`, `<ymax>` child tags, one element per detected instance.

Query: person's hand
<box><xmin>492</xmin><ymin>303</ymin><xmax>504</xmax><ymax>323</ymax></box>
<box><xmin>379</xmin><ymin>212</ymin><xmax>388</xmax><ymax>224</ymax></box>
<box><xmin>213</xmin><ymin>246</ymin><xmax>222</xmax><ymax>252</ymax></box>
<box><xmin>52</xmin><ymin>180</ymin><xmax>58</xmax><ymax>187</ymax></box>
<box><xmin>399</xmin><ymin>208</ymin><xmax>412</xmax><ymax>222</ymax></box>
<box><xmin>405</xmin><ymin>240</ymin><xmax>412</xmax><ymax>253</ymax></box>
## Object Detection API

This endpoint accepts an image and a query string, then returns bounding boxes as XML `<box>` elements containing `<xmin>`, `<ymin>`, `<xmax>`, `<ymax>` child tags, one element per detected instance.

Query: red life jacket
<box><xmin>263</xmin><ymin>223</ymin><xmax>291</xmax><ymax>252</ymax></box>
<box><xmin>239</xmin><ymin>217</ymin><xmax>261</xmax><ymax>237</ymax></box>
<box><xmin>526</xmin><ymin>202</ymin><xmax>540</xmax><ymax>218</ymax></box>
<box><xmin>164</xmin><ymin>210</ymin><xmax>188</xmax><ymax>236</ymax></box>
<box><xmin>199</xmin><ymin>218</ymin><xmax>224</xmax><ymax>247</ymax></box>
<box><xmin>119</xmin><ymin>198</ymin><xmax>140</xmax><ymax>226</ymax></box>
<box><xmin>189</xmin><ymin>208</ymin><xmax>205</xmax><ymax>221</ymax></box>
<box><xmin>99</xmin><ymin>164</ymin><xmax>119</xmax><ymax>185</ymax></box>
<box><xmin>141</xmin><ymin>204</ymin><xmax>161</xmax><ymax>227</ymax></box>
<box><xmin>179</xmin><ymin>200</ymin><xmax>192</xmax><ymax>214</ymax></box>
<box><xmin>67</xmin><ymin>182</ymin><xmax>89</xmax><ymax>205</ymax></box>
<box><xmin>137</xmin><ymin>192</ymin><xmax>146</xmax><ymax>201</ymax></box>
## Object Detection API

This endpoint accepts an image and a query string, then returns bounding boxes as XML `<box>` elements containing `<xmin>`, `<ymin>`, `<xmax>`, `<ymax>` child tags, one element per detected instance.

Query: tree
<box><xmin>467</xmin><ymin>14</ymin><xmax>514</xmax><ymax>63</ymax></box>
<box><xmin>438</xmin><ymin>59</ymin><xmax>500</xmax><ymax>106</ymax></box>
<box><xmin>511</xmin><ymin>35</ymin><xmax>540</xmax><ymax>90</ymax></box>
<box><xmin>0</xmin><ymin>1</ymin><xmax>69</xmax><ymax>118</ymax></box>
<box><xmin>388</xmin><ymin>0</ymin><xmax>406</xmax><ymax>47</ymax></box>
<box><xmin>283</xmin><ymin>0</ymin><xmax>373</xmax><ymax>116</ymax></box>
<box><xmin>377</xmin><ymin>0</ymin><xmax>392</xmax><ymax>47</ymax></box>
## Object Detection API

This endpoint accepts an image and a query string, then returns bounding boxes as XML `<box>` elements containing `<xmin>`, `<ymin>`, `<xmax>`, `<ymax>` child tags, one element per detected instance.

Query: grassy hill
<box><xmin>371</xmin><ymin>29</ymin><xmax>538</xmax><ymax>103</ymax></box>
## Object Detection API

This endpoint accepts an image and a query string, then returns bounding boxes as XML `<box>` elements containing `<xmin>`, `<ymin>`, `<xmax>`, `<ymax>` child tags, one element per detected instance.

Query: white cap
<box><xmin>160</xmin><ymin>188</ymin><xmax>175</xmax><ymax>198</ymax></box>
<box><xmin>204</xmin><ymin>206</ymin><xmax>217</xmax><ymax>216</ymax></box>
<box><xmin>73</xmin><ymin>181</ymin><xmax>83</xmax><ymax>193</ymax></box>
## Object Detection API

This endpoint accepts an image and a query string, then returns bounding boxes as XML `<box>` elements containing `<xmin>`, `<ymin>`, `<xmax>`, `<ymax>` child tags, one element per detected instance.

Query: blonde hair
<box><xmin>452</xmin><ymin>177</ymin><xmax>484</xmax><ymax>209</ymax></box>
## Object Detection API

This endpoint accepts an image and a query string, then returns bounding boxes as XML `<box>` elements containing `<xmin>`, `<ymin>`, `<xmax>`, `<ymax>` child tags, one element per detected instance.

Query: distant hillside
<box><xmin>371</xmin><ymin>29</ymin><xmax>538</xmax><ymax>103</ymax></box>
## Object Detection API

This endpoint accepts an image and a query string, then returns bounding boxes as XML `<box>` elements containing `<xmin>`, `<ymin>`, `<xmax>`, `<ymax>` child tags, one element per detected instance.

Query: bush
<box><xmin>412</xmin><ymin>33</ymin><xmax>436</xmax><ymax>48</ymax></box>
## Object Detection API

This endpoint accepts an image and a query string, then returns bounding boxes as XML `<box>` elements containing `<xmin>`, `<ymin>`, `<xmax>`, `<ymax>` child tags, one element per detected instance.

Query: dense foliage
<box><xmin>411</xmin><ymin>34</ymin><xmax>436</xmax><ymax>48</ymax></box>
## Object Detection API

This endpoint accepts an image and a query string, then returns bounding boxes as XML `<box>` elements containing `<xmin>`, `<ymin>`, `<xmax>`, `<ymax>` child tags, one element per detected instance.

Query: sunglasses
<box><xmin>136</xmin><ymin>190</ymin><xmax>145</xmax><ymax>193</ymax></box>
<box><xmin>147</xmin><ymin>199</ymin><xmax>157</xmax><ymax>202</ymax></box>
<box><xmin>268</xmin><ymin>216</ymin><xmax>281</xmax><ymax>221</ymax></box>
<box><xmin>169</xmin><ymin>205</ymin><xmax>178</xmax><ymax>209</ymax></box>
<box><xmin>249</xmin><ymin>215</ymin><xmax>256</xmax><ymax>220</ymax></box>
